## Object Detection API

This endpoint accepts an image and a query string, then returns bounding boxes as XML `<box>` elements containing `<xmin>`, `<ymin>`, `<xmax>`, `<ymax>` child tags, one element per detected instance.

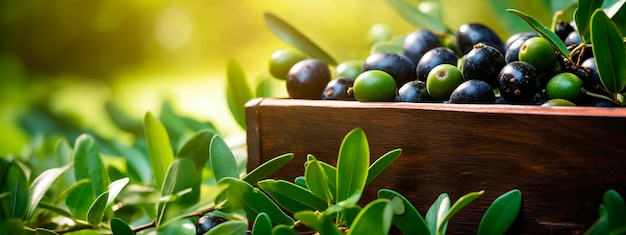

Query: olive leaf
<box><xmin>478</xmin><ymin>189</ymin><xmax>522</xmax><ymax>235</ymax></box>
<box><xmin>294</xmin><ymin>211</ymin><xmax>342</xmax><ymax>235</ymax></box>
<box><xmin>156</xmin><ymin>158</ymin><xmax>199</xmax><ymax>228</ymax></box>
<box><xmin>110</xmin><ymin>218</ymin><xmax>134</xmax><ymax>235</ymax></box>
<box><xmin>576</xmin><ymin>0</ymin><xmax>604</xmax><ymax>42</ymax></box>
<box><xmin>346</xmin><ymin>199</ymin><xmax>394</xmax><ymax>235</ymax></box>
<box><xmin>305</xmin><ymin>156</ymin><xmax>334</xmax><ymax>203</ymax></box>
<box><xmin>336</xmin><ymin>128</ymin><xmax>370</xmax><ymax>203</ymax></box>
<box><xmin>426</xmin><ymin>193</ymin><xmax>450</xmax><ymax>235</ymax></box>
<box><xmin>263</xmin><ymin>12</ymin><xmax>337</xmax><ymax>65</ymax></box>
<box><xmin>243</xmin><ymin>153</ymin><xmax>294</xmax><ymax>185</ymax></box>
<box><xmin>438</xmin><ymin>191</ymin><xmax>484</xmax><ymax>235</ymax></box>
<box><xmin>506</xmin><ymin>9</ymin><xmax>570</xmax><ymax>59</ymax></box>
<box><xmin>603</xmin><ymin>189</ymin><xmax>626</xmax><ymax>232</ymax></box>
<box><xmin>258</xmin><ymin>179</ymin><xmax>328</xmax><ymax>213</ymax></box>
<box><xmin>86</xmin><ymin>191</ymin><xmax>109</xmax><ymax>226</ymax></box>
<box><xmin>590</xmin><ymin>9</ymin><xmax>626</xmax><ymax>94</ymax></box>
<box><xmin>1</xmin><ymin>160</ymin><xmax>28</xmax><ymax>219</ymax></box>
<box><xmin>252</xmin><ymin>213</ymin><xmax>273</xmax><ymax>235</ymax></box>
<box><xmin>378</xmin><ymin>189</ymin><xmax>430</xmax><ymax>235</ymax></box>
<box><xmin>226</xmin><ymin>59</ymin><xmax>254</xmax><ymax>130</ymax></box>
<box><xmin>366</xmin><ymin>148</ymin><xmax>402</xmax><ymax>186</ymax></box>
<box><xmin>26</xmin><ymin>164</ymin><xmax>72</xmax><ymax>220</ymax></box>
<box><xmin>144</xmin><ymin>111</ymin><xmax>175</xmax><ymax>191</ymax></box>
<box><xmin>209</xmin><ymin>134</ymin><xmax>240</xmax><ymax>182</ymax></box>
<box><xmin>205</xmin><ymin>220</ymin><xmax>248</xmax><ymax>235</ymax></box>
<box><xmin>73</xmin><ymin>134</ymin><xmax>109</xmax><ymax>197</ymax></box>
<box><xmin>385</xmin><ymin>0</ymin><xmax>452</xmax><ymax>34</ymax></box>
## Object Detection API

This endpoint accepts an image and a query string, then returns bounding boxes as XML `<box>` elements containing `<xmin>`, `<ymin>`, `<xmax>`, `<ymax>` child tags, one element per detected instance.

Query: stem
<box><xmin>551</xmin><ymin>11</ymin><xmax>563</xmax><ymax>32</ymax></box>
<box><xmin>584</xmin><ymin>90</ymin><xmax>622</xmax><ymax>106</ymax></box>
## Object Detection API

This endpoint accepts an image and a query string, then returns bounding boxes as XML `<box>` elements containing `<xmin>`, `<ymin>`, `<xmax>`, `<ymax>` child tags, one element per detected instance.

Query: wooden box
<box><xmin>245</xmin><ymin>98</ymin><xmax>626</xmax><ymax>234</ymax></box>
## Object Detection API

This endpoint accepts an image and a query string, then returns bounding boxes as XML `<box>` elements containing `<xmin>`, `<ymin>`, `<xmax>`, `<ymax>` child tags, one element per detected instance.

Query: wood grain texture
<box><xmin>245</xmin><ymin>98</ymin><xmax>626</xmax><ymax>234</ymax></box>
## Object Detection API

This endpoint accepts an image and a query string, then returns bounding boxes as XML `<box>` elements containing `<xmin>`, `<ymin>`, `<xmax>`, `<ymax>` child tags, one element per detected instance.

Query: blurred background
<box><xmin>0</xmin><ymin>0</ymin><xmax>562</xmax><ymax>155</ymax></box>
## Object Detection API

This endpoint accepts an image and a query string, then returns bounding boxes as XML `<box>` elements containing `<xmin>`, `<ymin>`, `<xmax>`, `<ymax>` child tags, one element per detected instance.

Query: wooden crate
<box><xmin>245</xmin><ymin>97</ymin><xmax>626</xmax><ymax>234</ymax></box>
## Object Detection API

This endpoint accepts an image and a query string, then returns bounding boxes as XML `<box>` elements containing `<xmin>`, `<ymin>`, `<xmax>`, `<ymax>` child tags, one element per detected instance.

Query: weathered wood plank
<box><xmin>246</xmin><ymin>98</ymin><xmax>626</xmax><ymax>234</ymax></box>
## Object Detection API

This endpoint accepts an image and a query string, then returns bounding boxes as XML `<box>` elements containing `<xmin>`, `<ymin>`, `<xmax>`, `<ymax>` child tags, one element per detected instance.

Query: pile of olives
<box><xmin>268</xmin><ymin>21</ymin><xmax>615</xmax><ymax>106</ymax></box>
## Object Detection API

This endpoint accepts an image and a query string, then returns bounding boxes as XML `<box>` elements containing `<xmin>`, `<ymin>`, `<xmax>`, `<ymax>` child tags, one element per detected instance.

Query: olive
<box><xmin>504</xmin><ymin>33</ymin><xmax>538</xmax><ymax>64</ymax></box>
<box><xmin>416</xmin><ymin>47</ymin><xmax>458</xmax><ymax>82</ymax></box>
<box><xmin>402</xmin><ymin>29</ymin><xmax>441</xmax><ymax>65</ymax></box>
<box><xmin>195</xmin><ymin>214</ymin><xmax>228</xmax><ymax>235</ymax></box>
<box><xmin>268</xmin><ymin>49</ymin><xmax>309</xmax><ymax>80</ymax></box>
<box><xmin>362</xmin><ymin>52</ymin><xmax>417</xmax><ymax>87</ymax></box>
<box><xmin>353</xmin><ymin>70</ymin><xmax>397</xmax><ymax>102</ymax></box>
<box><xmin>322</xmin><ymin>77</ymin><xmax>355</xmax><ymax>100</ymax></box>
<box><xmin>497</xmin><ymin>61</ymin><xmax>540</xmax><ymax>103</ymax></box>
<box><xmin>541</xmin><ymin>98</ymin><xmax>576</xmax><ymax>106</ymax></box>
<box><xmin>335</xmin><ymin>59</ymin><xmax>364</xmax><ymax>81</ymax></box>
<box><xmin>462</xmin><ymin>43</ymin><xmax>506</xmax><ymax>88</ymax></box>
<box><xmin>518</xmin><ymin>37</ymin><xmax>558</xmax><ymax>72</ymax></box>
<box><xmin>455</xmin><ymin>23</ymin><xmax>505</xmax><ymax>55</ymax></box>
<box><xmin>396</xmin><ymin>80</ymin><xmax>433</xmax><ymax>102</ymax></box>
<box><xmin>426</xmin><ymin>64</ymin><xmax>465</xmax><ymax>101</ymax></box>
<box><xmin>555</xmin><ymin>20</ymin><xmax>575</xmax><ymax>42</ymax></box>
<box><xmin>287</xmin><ymin>59</ymin><xmax>331</xmax><ymax>99</ymax></box>
<box><xmin>504</xmin><ymin>32</ymin><xmax>539</xmax><ymax>52</ymax></box>
<box><xmin>448</xmin><ymin>79</ymin><xmax>496</xmax><ymax>103</ymax></box>
<box><xmin>545</xmin><ymin>72</ymin><xmax>585</xmax><ymax>104</ymax></box>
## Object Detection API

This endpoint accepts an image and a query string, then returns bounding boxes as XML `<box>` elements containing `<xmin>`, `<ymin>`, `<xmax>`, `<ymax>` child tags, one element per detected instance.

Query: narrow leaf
<box><xmin>105</xmin><ymin>100</ymin><xmax>143</xmax><ymax>134</ymax></box>
<box><xmin>243</xmin><ymin>153</ymin><xmax>294</xmax><ymax>185</ymax></box>
<box><xmin>336</xmin><ymin>128</ymin><xmax>369</xmax><ymax>203</ymax></box>
<box><xmin>263</xmin><ymin>12</ymin><xmax>337</xmax><ymax>65</ymax></box>
<box><xmin>226</xmin><ymin>59</ymin><xmax>254</xmax><ymax>130</ymax></box>
<box><xmin>294</xmin><ymin>211</ymin><xmax>342</xmax><ymax>235</ymax></box>
<box><xmin>26</xmin><ymin>164</ymin><xmax>72</xmax><ymax>220</ymax></box>
<box><xmin>112</xmin><ymin>142</ymin><xmax>152</xmax><ymax>184</ymax></box>
<box><xmin>385</xmin><ymin>0</ymin><xmax>451</xmax><ymax>33</ymax></box>
<box><xmin>294</xmin><ymin>176</ymin><xmax>307</xmax><ymax>189</ymax></box>
<box><xmin>110</xmin><ymin>218</ymin><xmax>134</xmax><ymax>235</ymax></box>
<box><xmin>378</xmin><ymin>189</ymin><xmax>430</xmax><ymax>235</ymax></box>
<box><xmin>318</xmin><ymin>161</ymin><xmax>337</xmax><ymax>200</ymax></box>
<box><xmin>38</xmin><ymin>201</ymin><xmax>73</xmax><ymax>218</ymax></box>
<box><xmin>478</xmin><ymin>189</ymin><xmax>522</xmax><ymax>235</ymax></box>
<box><xmin>106</xmin><ymin>177</ymin><xmax>129</xmax><ymax>208</ymax></box>
<box><xmin>324</xmin><ymin>191</ymin><xmax>362</xmax><ymax>215</ymax></box>
<box><xmin>177</xmin><ymin>129</ymin><xmax>217</xmax><ymax>174</ymax></box>
<box><xmin>144</xmin><ymin>111</ymin><xmax>175</xmax><ymax>190</ymax></box>
<box><xmin>438</xmin><ymin>191</ymin><xmax>484</xmax><ymax>235</ymax></box>
<box><xmin>426</xmin><ymin>193</ymin><xmax>450</xmax><ymax>235</ymax></box>
<box><xmin>66</xmin><ymin>180</ymin><xmax>94</xmax><ymax>219</ymax></box>
<box><xmin>584</xmin><ymin>215</ymin><xmax>610</xmax><ymax>235</ymax></box>
<box><xmin>604</xmin><ymin>189</ymin><xmax>626</xmax><ymax>231</ymax></box>
<box><xmin>347</xmin><ymin>199</ymin><xmax>393</xmax><ymax>235</ymax></box>
<box><xmin>305</xmin><ymin>157</ymin><xmax>334</xmax><ymax>202</ymax></box>
<box><xmin>366</xmin><ymin>149</ymin><xmax>401</xmax><ymax>186</ymax></box>
<box><xmin>591</xmin><ymin>9</ymin><xmax>626</xmax><ymax>93</ymax></box>
<box><xmin>1</xmin><ymin>161</ymin><xmax>28</xmax><ymax>219</ymax></box>
<box><xmin>86</xmin><ymin>192</ymin><xmax>109</xmax><ymax>226</ymax></box>
<box><xmin>218</xmin><ymin>177</ymin><xmax>294</xmax><ymax>225</ymax></box>
<box><xmin>209</xmin><ymin>135</ymin><xmax>239</xmax><ymax>181</ymax></box>
<box><xmin>252</xmin><ymin>213</ymin><xmax>273</xmax><ymax>235</ymax></box>
<box><xmin>258</xmin><ymin>179</ymin><xmax>328</xmax><ymax>213</ymax></box>
<box><xmin>157</xmin><ymin>158</ymin><xmax>199</xmax><ymax>228</ymax></box>
<box><xmin>205</xmin><ymin>220</ymin><xmax>248</xmax><ymax>235</ymax></box>
<box><xmin>73</xmin><ymin>134</ymin><xmax>108</xmax><ymax>196</ymax></box>
<box><xmin>506</xmin><ymin>9</ymin><xmax>570</xmax><ymax>58</ymax></box>
<box><xmin>576</xmin><ymin>0</ymin><xmax>605</xmax><ymax>42</ymax></box>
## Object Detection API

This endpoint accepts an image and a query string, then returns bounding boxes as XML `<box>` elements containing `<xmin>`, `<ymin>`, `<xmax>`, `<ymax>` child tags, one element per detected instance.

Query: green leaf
<box><xmin>294</xmin><ymin>211</ymin><xmax>342</xmax><ymax>235</ymax></box>
<box><xmin>204</xmin><ymin>220</ymin><xmax>248</xmax><ymax>235</ymax></box>
<box><xmin>243</xmin><ymin>153</ymin><xmax>294</xmax><ymax>185</ymax></box>
<box><xmin>55</xmin><ymin>138</ymin><xmax>75</xmax><ymax>187</ymax></box>
<box><xmin>252</xmin><ymin>213</ymin><xmax>273</xmax><ymax>235</ymax></box>
<box><xmin>604</xmin><ymin>189</ymin><xmax>626</xmax><ymax>232</ymax></box>
<box><xmin>105</xmin><ymin>100</ymin><xmax>143</xmax><ymax>135</ymax></box>
<box><xmin>106</xmin><ymin>177</ymin><xmax>129</xmax><ymax>208</ymax></box>
<box><xmin>156</xmin><ymin>158</ymin><xmax>199</xmax><ymax>228</ymax></box>
<box><xmin>218</xmin><ymin>177</ymin><xmax>295</xmax><ymax>225</ymax></box>
<box><xmin>385</xmin><ymin>0</ymin><xmax>451</xmax><ymax>33</ymax></box>
<box><xmin>177</xmin><ymin>129</ymin><xmax>217</xmax><ymax>174</ymax></box>
<box><xmin>86</xmin><ymin>191</ymin><xmax>109</xmax><ymax>226</ymax></box>
<box><xmin>271</xmin><ymin>224</ymin><xmax>299</xmax><ymax>235</ymax></box>
<box><xmin>144</xmin><ymin>111</ymin><xmax>175</xmax><ymax>190</ymax></box>
<box><xmin>478</xmin><ymin>189</ymin><xmax>522</xmax><ymax>235</ymax></box>
<box><xmin>66</xmin><ymin>180</ymin><xmax>94</xmax><ymax>219</ymax></box>
<box><xmin>158</xmin><ymin>218</ymin><xmax>196</xmax><ymax>235</ymax></box>
<box><xmin>1</xmin><ymin>161</ymin><xmax>28</xmax><ymax>219</ymax></box>
<box><xmin>325</xmin><ymin>191</ymin><xmax>362</xmax><ymax>215</ymax></box>
<box><xmin>347</xmin><ymin>199</ymin><xmax>393</xmax><ymax>235</ymax></box>
<box><xmin>111</xmin><ymin>142</ymin><xmax>152</xmax><ymax>184</ymax></box>
<box><xmin>258</xmin><ymin>179</ymin><xmax>328</xmax><ymax>213</ymax></box>
<box><xmin>366</xmin><ymin>149</ymin><xmax>401</xmax><ymax>186</ymax></box>
<box><xmin>294</xmin><ymin>176</ymin><xmax>307</xmax><ymax>189</ymax></box>
<box><xmin>305</xmin><ymin>157</ymin><xmax>334</xmax><ymax>203</ymax></box>
<box><xmin>226</xmin><ymin>59</ymin><xmax>254</xmax><ymax>130</ymax></box>
<box><xmin>426</xmin><ymin>193</ymin><xmax>450</xmax><ymax>235</ymax></box>
<box><xmin>370</xmin><ymin>35</ymin><xmax>405</xmax><ymax>54</ymax></box>
<box><xmin>38</xmin><ymin>201</ymin><xmax>73</xmax><ymax>218</ymax></box>
<box><xmin>591</xmin><ymin>9</ymin><xmax>626</xmax><ymax>94</ymax></box>
<box><xmin>336</xmin><ymin>128</ymin><xmax>369</xmax><ymax>203</ymax></box>
<box><xmin>26</xmin><ymin>164</ymin><xmax>72</xmax><ymax>220</ymax></box>
<box><xmin>378</xmin><ymin>189</ymin><xmax>430</xmax><ymax>235</ymax></box>
<box><xmin>318</xmin><ymin>161</ymin><xmax>337</xmax><ymax>200</ymax></box>
<box><xmin>35</xmin><ymin>228</ymin><xmax>59</xmax><ymax>235</ymax></box>
<box><xmin>209</xmin><ymin>135</ymin><xmax>240</xmax><ymax>181</ymax></box>
<box><xmin>576</xmin><ymin>0</ymin><xmax>604</xmax><ymax>42</ymax></box>
<box><xmin>263</xmin><ymin>12</ymin><xmax>337</xmax><ymax>65</ymax></box>
<box><xmin>506</xmin><ymin>9</ymin><xmax>570</xmax><ymax>58</ymax></box>
<box><xmin>73</xmin><ymin>134</ymin><xmax>109</xmax><ymax>196</ymax></box>
<box><xmin>438</xmin><ymin>191</ymin><xmax>484</xmax><ymax>235</ymax></box>
<box><xmin>159</xmin><ymin>101</ymin><xmax>188</xmax><ymax>144</ymax></box>
<box><xmin>110</xmin><ymin>218</ymin><xmax>134</xmax><ymax>235</ymax></box>
<box><xmin>584</xmin><ymin>213</ymin><xmax>609</xmax><ymax>235</ymax></box>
